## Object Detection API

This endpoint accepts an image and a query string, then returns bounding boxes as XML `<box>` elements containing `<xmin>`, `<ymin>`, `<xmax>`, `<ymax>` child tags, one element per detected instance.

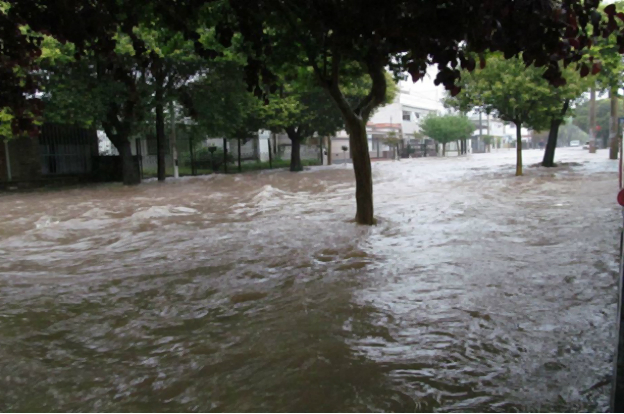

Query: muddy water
<box><xmin>0</xmin><ymin>148</ymin><xmax>619</xmax><ymax>412</ymax></box>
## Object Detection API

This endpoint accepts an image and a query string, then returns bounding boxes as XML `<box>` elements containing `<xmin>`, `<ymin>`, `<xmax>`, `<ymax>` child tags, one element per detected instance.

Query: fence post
<box><xmin>327</xmin><ymin>137</ymin><xmax>332</xmax><ymax>165</ymax></box>
<box><xmin>254</xmin><ymin>134</ymin><xmax>260</xmax><ymax>161</ymax></box>
<box><xmin>189</xmin><ymin>136</ymin><xmax>196</xmax><ymax>175</ymax></box>
<box><xmin>223</xmin><ymin>137</ymin><xmax>228</xmax><ymax>173</ymax></box>
<box><xmin>136</xmin><ymin>138</ymin><xmax>143</xmax><ymax>179</ymax></box>
<box><xmin>237</xmin><ymin>138</ymin><xmax>242</xmax><ymax>172</ymax></box>
<box><xmin>268</xmin><ymin>137</ymin><xmax>273</xmax><ymax>169</ymax></box>
<box><xmin>4</xmin><ymin>140</ymin><xmax>11</xmax><ymax>181</ymax></box>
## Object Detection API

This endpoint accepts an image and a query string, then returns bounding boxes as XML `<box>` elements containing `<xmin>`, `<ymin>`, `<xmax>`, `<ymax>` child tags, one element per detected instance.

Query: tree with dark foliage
<box><xmin>3</xmin><ymin>1</ymin><xmax>624</xmax><ymax>217</ymax></box>
<box><xmin>210</xmin><ymin>0</ymin><xmax>624</xmax><ymax>224</ymax></box>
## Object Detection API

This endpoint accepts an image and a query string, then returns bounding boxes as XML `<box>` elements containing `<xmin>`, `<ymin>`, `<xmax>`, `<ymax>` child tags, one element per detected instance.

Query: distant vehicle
<box><xmin>570</xmin><ymin>140</ymin><xmax>581</xmax><ymax>147</ymax></box>
<box><xmin>583</xmin><ymin>142</ymin><xmax>590</xmax><ymax>149</ymax></box>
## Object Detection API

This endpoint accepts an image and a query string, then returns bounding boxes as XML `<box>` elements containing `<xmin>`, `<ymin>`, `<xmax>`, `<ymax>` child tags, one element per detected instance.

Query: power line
<box><xmin>402</xmin><ymin>92</ymin><xmax>443</xmax><ymax>104</ymax></box>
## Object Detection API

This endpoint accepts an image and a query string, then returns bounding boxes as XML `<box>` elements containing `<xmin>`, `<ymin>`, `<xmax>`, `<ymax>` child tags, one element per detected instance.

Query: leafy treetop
<box><xmin>420</xmin><ymin>114</ymin><xmax>475</xmax><ymax>146</ymax></box>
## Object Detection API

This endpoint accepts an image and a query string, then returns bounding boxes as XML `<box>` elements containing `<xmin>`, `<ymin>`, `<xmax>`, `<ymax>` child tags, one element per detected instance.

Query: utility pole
<box><xmin>479</xmin><ymin>112</ymin><xmax>483</xmax><ymax>152</ymax></box>
<box><xmin>169</xmin><ymin>101</ymin><xmax>179</xmax><ymax>178</ymax></box>
<box><xmin>610</xmin><ymin>88</ymin><xmax>619</xmax><ymax>160</ymax></box>
<box><xmin>590</xmin><ymin>85</ymin><xmax>597</xmax><ymax>153</ymax></box>
<box><xmin>487</xmin><ymin>113</ymin><xmax>491</xmax><ymax>148</ymax></box>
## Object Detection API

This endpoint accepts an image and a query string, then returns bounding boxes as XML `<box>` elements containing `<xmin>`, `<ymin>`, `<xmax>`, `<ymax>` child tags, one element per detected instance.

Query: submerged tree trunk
<box><xmin>155</xmin><ymin>80</ymin><xmax>166</xmax><ymax>182</ymax></box>
<box><xmin>286</xmin><ymin>127</ymin><xmax>303</xmax><ymax>172</ymax></box>
<box><xmin>542</xmin><ymin>99</ymin><xmax>569</xmax><ymax>167</ymax></box>
<box><xmin>102</xmin><ymin>123</ymin><xmax>140</xmax><ymax>186</ymax></box>
<box><xmin>542</xmin><ymin>119</ymin><xmax>561</xmax><ymax>167</ymax></box>
<box><xmin>117</xmin><ymin>138</ymin><xmax>140</xmax><ymax>185</ymax></box>
<box><xmin>442</xmin><ymin>143</ymin><xmax>446</xmax><ymax>156</ymax></box>
<box><xmin>316</xmin><ymin>51</ymin><xmax>385</xmax><ymax>225</ymax></box>
<box><xmin>97</xmin><ymin>59</ymin><xmax>142</xmax><ymax>186</ymax></box>
<box><xmin>344</xmin><ymin>117</ymin><xmax>374</xmax><ymax>224</ymax></box>
<box><xmin>290</xmin><ymin>138</ymin><xmax>302</xmax><ymax>171</ymax></box>
<box><xmin>327</xmin><ymin>136</ymin><xmax>333</xmax><ymax>165</ymax></box>
<box><xmin>515</xmin><ymin>121</ymin><xmax>523</xmax><ymax>176</ymax></box>
<box><xmin>610</xmin><ymin>88</ymin><xmax>619</xmax><ymax>160</ymax></box>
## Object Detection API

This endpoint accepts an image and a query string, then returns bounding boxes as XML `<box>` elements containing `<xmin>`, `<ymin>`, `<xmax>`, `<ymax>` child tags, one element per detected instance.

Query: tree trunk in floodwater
<box><xmin>327</xmin><ymin>137</ymin><xmax>333</xmax><ymax>165</ymax></box>
<box><xmin>286</xmin><ymin>128</ymin><xmax>303</xmax><ymax>172</ymax></box>
<box><xmin>118</xmin><ymin>138</ymin><xmax>140</xmax><ymax>185</ymax></box>
<box><xmin>155</xmin><ymin>85</ymin><xmax>166</xmax><ymax>182</ymax></box>
<box><xmin>319</xmin><ymin>54</ymin><xmax>384</xmax><ymax>225</ymax></box>
<box><xmin>290</xmin><ymin>138</ymin><xmax>302</xmax><ymax>171</ymax></box>
<box><xmin>610</xmin><ymin>88</ymin><xmax>619</xmax><ymax>160</ymax></box>
<box><xmin>542</xmin><ymin>100</ymin><xmax>569</xmax><ymax>167</ymax></box>
<box><xmin>102</xmin><ymin>125</ymin><xmax>140</xmax><ymax>185</ymax></box>
<box><xmin>542</xmin><ymin>118</ymin><xmax>561</xmax><ymax>167</ymax></box>
<box><xmin>515</xmin><ymin>121</ymin><xmax>523</xmax><ymax>176</ymax></box>
<box><xmin>345</xmin><ymin>117</ymin><xmax>374</xmax><ymax>225</ymax></box>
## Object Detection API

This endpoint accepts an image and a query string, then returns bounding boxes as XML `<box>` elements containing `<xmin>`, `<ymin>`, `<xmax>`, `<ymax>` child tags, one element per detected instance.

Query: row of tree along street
<box><xmin>31</xmin><ymin>29</ymin><xmax>397</xmax><ymax>183</ymax></box>
<box><xmin>443</xmin><ymin>2</ymin><xmax>624</xmax><ymax>176</ymax></box>
<box><xmin>3</xmin><ymin>0</ymin><xmax>624</xmax><ymax>224</ymax></box>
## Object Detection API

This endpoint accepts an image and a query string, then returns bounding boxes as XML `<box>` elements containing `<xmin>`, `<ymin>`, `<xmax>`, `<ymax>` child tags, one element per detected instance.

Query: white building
<box><xmin>369</xmin><ymin>71</ymin><xmax>445</xmax><ymax>136</ymax></box>
<box><xmin>330</xmin><ymin>68</ymin><xmax>447</xmax><ymax>160</ymax></box>
<box><xmin>468</xmin><ymin>113</ymin><xmax>531</xmax><ymax>151</ymax></box>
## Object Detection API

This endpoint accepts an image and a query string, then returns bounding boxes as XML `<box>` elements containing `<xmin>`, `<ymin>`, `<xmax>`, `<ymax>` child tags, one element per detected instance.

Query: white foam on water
<box><xmin>131</xmin><ymin>205</ymin><xmax>199</xmax><ymax>220</ymax></box>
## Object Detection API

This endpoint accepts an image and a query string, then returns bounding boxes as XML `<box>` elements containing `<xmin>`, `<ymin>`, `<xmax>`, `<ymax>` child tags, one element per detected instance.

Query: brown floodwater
<box><xmin>0</xmin><ymin>148</ymin><xmax>620</xmax><ymax>412</ymax></box>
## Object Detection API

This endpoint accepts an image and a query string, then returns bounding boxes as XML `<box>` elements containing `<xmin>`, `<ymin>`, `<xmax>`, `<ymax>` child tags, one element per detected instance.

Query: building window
<box><xmin>413</xmin><ymin>112</ymin><xmax>420</xmax><ymax>120</ymax></box>
<box><xmin>402</xmin><ymin>111</ymin><xmax>411</xmax><ymax>121</ymax></box>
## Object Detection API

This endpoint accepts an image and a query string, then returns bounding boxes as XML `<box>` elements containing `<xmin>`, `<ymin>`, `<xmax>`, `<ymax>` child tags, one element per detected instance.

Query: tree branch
<box><xmin>359</xmin><ymin>59</ymin><xmax>387</xmax><ymax>122</ymax></box>
<box><xmin>285</xmin><ymin>125</ymin><xmax>298</xmax><ymax>140</ymax></box>
<box><xmin>322</xmin><ymin>47</ymin><xmax>358</xmax><ymax>126</ymax></box>
<box><xmin>560</xmin><ymin>99</ymin><xmax>570</xmax><ymax>118</ymax></box>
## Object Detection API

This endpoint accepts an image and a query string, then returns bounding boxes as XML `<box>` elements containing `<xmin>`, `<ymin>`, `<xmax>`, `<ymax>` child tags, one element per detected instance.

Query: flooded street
<box><xmin>0</xmin><ymin>148</ymin><xmax>620</xmax><ymax>412</ymax></box>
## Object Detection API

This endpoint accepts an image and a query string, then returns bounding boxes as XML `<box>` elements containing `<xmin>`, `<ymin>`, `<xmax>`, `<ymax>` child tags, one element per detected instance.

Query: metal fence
<box><xmin>39</xmin><ymin>124</ymin><xmax>97</xmax><ymax>175</ymax></box>
<box><xmin>135</xmin><ymin>134</ymin><xmax>322</xmax><ymax>178</ymax></box>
